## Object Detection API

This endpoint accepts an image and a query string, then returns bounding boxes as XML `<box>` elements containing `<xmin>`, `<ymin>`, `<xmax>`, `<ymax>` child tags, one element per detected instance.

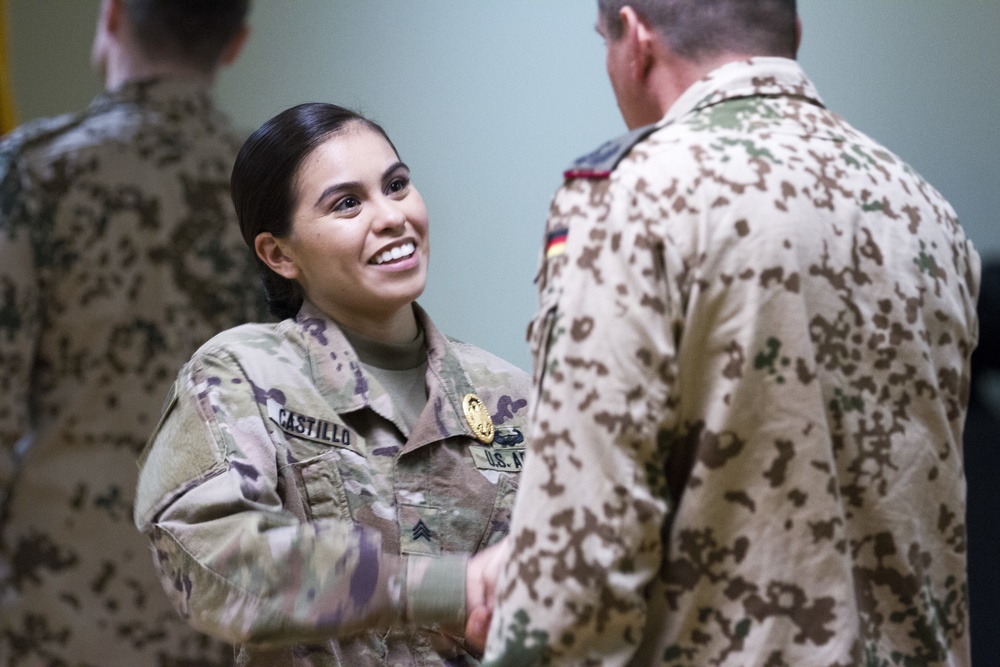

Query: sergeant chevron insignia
<box><xmin>400</xmin><ymin>505</ymin><xmax>439</xmax><ymax>555</ymax></box>
<box><xmin>412</xmin><ymin>519</ymin><xmax>433</xmax><ymax>542</ymax></box>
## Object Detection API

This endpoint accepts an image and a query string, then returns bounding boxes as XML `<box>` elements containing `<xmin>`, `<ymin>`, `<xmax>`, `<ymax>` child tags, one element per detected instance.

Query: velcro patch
<box><xmin>399</xmin><ymin>504</ymin><xmax>440</xmax><ymax>556</ymax></box>
<box><xmin>267</xmin><ymin>398</ymin><xmax>358</xmax><ymax>453</ymax></box>
<box><xmin>545</xmin><ymin>228</ymin><xmax>568</xmax><ymax>258</ymax></box>
<box><xmin>470</xmin><ymin>445</ymin><xmax>526</xmax><ymax>472</ymax></box>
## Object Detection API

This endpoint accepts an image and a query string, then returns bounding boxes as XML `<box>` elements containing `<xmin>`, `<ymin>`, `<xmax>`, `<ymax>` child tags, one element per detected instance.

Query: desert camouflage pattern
<box><xmin>134</xmin><ymin>301</ymin><xmax>531</xmax><ymax>665</ymax></box>
<box><xmin>0</xmin><ymin>79</ymin><xmax>268</xmax><ymax>665</ymax></box>
<box><xmin>484</xmin><ymin>58</ymin><xmax>978</xmax><ymax>666</ymax></box>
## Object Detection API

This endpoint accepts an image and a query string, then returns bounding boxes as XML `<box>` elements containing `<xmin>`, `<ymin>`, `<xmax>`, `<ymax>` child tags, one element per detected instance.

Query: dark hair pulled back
<box><xmin>230</xmin><ymin>103</ymin><xmax>397</xmax><ymax>320</ymax></box>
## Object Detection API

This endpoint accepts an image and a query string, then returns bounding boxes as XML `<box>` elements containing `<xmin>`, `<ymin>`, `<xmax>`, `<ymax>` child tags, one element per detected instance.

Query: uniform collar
<box><xmin>90</xmin><ymin>77</ymin><xmax>215</xmax><ymax>116</ymax></box>
<box><xmin>658</xmin><ymin>57</ymin><xmax>825</xmax><ymax>128</ymax></box>
<box><xmin>294</xmin><ymin>301</ymin><xmax>484</xmax><ymax>450</ymax></box>
<box><xmin>566</xmin><ymin>58</ymin><xmax>825</xmax><ymax>177</ymax></box>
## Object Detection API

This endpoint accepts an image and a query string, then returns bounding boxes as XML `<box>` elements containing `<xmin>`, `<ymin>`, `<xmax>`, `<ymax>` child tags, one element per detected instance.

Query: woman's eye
<box><xmin>333</xmin><ymin>195</ymin><xmax>360</xmax><ymax>211</ymax></box>
<box><xmin>387</xmin><ymin>177</ymin><xmax>409</xmax><ymax>194</ymax></box>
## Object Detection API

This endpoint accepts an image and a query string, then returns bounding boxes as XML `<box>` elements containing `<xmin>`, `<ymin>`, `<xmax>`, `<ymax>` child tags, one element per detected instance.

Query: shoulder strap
<box><xmin>563</xmin><ymin>123</ymin><xmax>659</xmax><ymax>179</ymax></box>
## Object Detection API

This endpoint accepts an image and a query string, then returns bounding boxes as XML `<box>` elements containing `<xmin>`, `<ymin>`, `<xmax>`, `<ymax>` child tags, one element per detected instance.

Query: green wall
<box><xmin>9</xmin><ymin>0</ymin><xmax>999</xmax><ymax>371</ymax></box>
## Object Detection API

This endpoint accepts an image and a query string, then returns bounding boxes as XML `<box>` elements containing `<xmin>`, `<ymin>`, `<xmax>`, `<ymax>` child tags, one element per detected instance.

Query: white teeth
<box><xmin>373</xmin><ymin>242</ymin><xmax>415</xmax><ymax>265</ymax></box>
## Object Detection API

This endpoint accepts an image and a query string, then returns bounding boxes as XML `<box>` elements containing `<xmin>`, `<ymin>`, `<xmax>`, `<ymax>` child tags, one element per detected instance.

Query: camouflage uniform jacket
<box><xmin>484</xmin><ymin>58</ymin><xmax>979</xmax><ymax>666</ymax></box>
<box><xmin>0</xmin><ymin>79</ymin><xmax>267</xmax><ymax>665</ymax></box>
<box><xmin>134</xmin><ymin>300</ymin><xmax>531</xmax><ymax>666</ymax></box>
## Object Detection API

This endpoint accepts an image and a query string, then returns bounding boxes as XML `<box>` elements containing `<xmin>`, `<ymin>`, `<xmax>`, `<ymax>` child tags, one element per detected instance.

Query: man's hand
<box><xmin>464</xmin><ymin>537</ymin><xmax>511</xmax><ymax>653</ymax></box>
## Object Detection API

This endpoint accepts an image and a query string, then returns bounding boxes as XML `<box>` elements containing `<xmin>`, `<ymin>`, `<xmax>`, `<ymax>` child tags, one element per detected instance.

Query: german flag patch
<box><xmin>545</xmin><ymin>228</ymin><xmax>568</xmax><ymax>258</ymax></box>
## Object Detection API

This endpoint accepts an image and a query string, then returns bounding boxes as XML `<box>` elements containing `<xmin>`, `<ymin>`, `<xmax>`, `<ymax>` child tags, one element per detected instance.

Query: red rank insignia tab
<box><xmin>563</xmin><ymin>168</ymin><xmax>612</xmax><ymax>180</ymax></box>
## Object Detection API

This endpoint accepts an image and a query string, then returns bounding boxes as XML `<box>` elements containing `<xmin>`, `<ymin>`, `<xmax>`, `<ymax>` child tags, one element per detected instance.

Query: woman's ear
<box><xmin>255</xmin><ymin>232</ymin><xmax>299</xmax><ymax>280</ymax></box>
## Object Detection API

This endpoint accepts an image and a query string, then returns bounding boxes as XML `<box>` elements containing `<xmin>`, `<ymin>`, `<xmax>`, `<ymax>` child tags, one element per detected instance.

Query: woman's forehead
<box><xmin>292</xmin><ymin>126</ymin><xmax>402</xmax><ymax>206</ymax></box>
<box><xmin>307</xmin><ymin>125</ymin><xmax>398</xmax><ymax>171</ymax></box>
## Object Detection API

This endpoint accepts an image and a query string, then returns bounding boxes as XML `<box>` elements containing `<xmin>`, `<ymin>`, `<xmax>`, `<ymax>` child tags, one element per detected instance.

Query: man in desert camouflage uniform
<box><xmin>0</xmin><ymin>1</ymin><xmax>266</xmax><ymax>664</ymax></box>
<box><xmin>484</xmin><ymin>1</ymin><xmax>979</xmax><ymax>665</ymax></box>
<box><xmin>134</xmin><ymin>301</ymin><xmax>530</xmax><ymax>665</ymax></box>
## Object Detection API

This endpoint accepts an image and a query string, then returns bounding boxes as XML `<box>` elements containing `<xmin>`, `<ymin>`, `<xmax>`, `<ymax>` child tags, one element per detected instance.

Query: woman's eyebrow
<box><xmin>313</xmin><ymin>162</ymin><xmax>411</xmax><ymax>208</ymax></box>
<box><xmin>314</xmin><ymin>180</ymin><xmax>359</xmax><ymax>208</ymax></box>
<box><xmin>383</xmin><ymin>161</ymin><xmax>409</xmax><ymax>179</ymax></box>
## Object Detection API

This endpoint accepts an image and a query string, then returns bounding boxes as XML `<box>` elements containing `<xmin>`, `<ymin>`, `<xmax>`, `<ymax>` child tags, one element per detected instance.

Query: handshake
<box><xmin>461</xmin><ymin>538</ymin><xmax>512</xmax><ymax>655</ymax></box>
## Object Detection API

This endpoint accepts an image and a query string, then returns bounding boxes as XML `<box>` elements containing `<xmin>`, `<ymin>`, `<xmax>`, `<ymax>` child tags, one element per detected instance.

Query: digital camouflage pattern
<box><xmin>0</xmin><ymin>79</ymin><xmax>268</xmax><ymax>665</ymax></box>
<box><xmin>134</xmin><ymin>302</ymin><xmax>531</xmax><ymax>666</ymax></box>
<box><xmin>484</xmin><ymin>58</ymin><xmax>979</xmax><ymax>666</ymax></box>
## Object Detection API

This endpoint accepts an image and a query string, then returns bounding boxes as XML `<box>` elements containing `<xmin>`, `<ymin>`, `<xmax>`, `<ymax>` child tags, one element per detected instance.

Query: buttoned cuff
<box><xmin>405</xmin><ymin>553</ymin><xmax>468</xmax><ymax>626</ymax></box>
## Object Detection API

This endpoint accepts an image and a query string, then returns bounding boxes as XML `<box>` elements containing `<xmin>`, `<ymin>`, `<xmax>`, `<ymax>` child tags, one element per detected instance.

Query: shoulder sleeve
<box><xmin>484</xmin><ymin>151</ymin><xmax>683</xmax><ymax>664</ymax></box>
<box><xmin>0</xmin><ymin>144</ymin><xmax>41</xmax><ymax>468</ymax></box>
<box><xmin>134</xmin><ymin>346</ymin><xmax>466</xmax><ymax>646</ymax></box>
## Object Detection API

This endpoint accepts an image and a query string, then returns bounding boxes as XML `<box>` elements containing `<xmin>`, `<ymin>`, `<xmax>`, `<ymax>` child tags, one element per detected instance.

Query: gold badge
<box><xmin>462</xmin><ymin>393</ymin><xmax>494</xmax><ymax>444</ymax></box>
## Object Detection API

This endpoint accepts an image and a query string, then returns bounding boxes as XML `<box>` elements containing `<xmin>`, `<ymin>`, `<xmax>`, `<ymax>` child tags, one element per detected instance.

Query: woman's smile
<box><xmin>370</xmin><ymin>240</ymin><xmax>417</xmax><ymax>267</ymax></box>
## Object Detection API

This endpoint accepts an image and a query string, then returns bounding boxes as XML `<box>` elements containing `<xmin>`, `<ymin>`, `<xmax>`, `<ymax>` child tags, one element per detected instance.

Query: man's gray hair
<box><xmin>597</xmin><ymin>0</ymin><xmax>797</xmax><ymax>61</ymax></box>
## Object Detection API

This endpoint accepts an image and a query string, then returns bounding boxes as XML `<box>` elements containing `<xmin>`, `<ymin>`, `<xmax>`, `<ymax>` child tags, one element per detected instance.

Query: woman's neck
<box><xmin>327</xmin><ymin>303</ymin><xmax>419</xmax><ymax>345</ymax></box>
<box><xmin>342</xmin><ymin>323</ymin><xmax>426</xmax><ymax>370</ymax></box>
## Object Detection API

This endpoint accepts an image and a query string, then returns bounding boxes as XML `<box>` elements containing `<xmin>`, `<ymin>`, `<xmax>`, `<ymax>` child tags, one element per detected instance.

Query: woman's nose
<box><xmin>372</xmin><ymin>198</ymin><xmax>406</xmax><ymax>233</ymax></box>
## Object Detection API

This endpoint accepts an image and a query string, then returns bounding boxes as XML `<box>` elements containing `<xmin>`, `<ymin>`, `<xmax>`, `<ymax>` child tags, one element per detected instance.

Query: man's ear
<box><xmin>255</xmin><ymin>232</ymin><xmax>299</xmax><ymax>280</ymax></box>
<box><xmin>794</xmin><ymin>16</ymin><xmax>802</xmax><ymax>57</ymax></box>
<box><xmin>95</xmin><ymin>0</ymin><xmax>124</xmax><ymax>39</ymax></box>
<box><xmin>219</xmin><ymin>24</ymin><xmax>250</xmax><ymax>67</ymax></box>
<box><xmin>620</xmin><ymin>6</ymin><xmax>655</xmax><ymax>82</ymax></box>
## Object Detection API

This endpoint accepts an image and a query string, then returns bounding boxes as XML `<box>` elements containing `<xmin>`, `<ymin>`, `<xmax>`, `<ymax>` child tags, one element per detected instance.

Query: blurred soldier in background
<box><xmin>0</xmin><ymin>0</ymin><xmax>267</xmax><ymax>663</ymax></box>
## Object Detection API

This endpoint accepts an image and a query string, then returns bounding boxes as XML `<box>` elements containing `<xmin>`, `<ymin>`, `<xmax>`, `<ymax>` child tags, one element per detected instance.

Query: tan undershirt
<box><xmin>342</xmin><ymin>325</ymin><xmax>429</xmax><ymax>434</ymax></box>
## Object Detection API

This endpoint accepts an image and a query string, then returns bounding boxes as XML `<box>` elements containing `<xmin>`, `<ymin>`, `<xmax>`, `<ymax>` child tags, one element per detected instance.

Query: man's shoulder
<box><xmin>0</xmin><ymin>105</ymin><xmax>149</xmax><ymax>178</ymax></box>
<box><xmin>2</xmin><ymin>91</ymin><xmax>241</xmax><ymax>168</ymax></box>
<box><xmin>561</xmin><ymin>119</ymin><xmax>718</xmax><ymax>187</ymax></box>
<box><xmin>0</xmin><ymin>112</ymin><xmax>90</xmax><ymax>231</ymax></box>
<box><xmin>563</xmin><ymin>124</ymin><xmax>662</xmax><ymax>180</ymax></box>
<box><xmin>0</xmin><ymin>111</ymin><xmax>89</xmax><ymax>162</ymax></box>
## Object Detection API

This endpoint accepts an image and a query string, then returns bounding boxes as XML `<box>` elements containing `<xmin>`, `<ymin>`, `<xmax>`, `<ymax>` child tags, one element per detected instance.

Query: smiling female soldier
<box><xmin>133</xmin><ymin>103</ymin><xmax>530</xmax><ymax>666</ymax></box>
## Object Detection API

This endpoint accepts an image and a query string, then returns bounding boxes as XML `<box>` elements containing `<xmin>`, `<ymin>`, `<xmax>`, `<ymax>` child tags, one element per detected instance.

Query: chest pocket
<box><xmin>475</xmin><ymin>474</ymin><xmax>519</xmax><ymax>551</ymax></box>
<box><xmin>528</xmin><ymin>239</ymin><xmax>568</xmax><ymax>405</ymax></box>
<box><xmin>268</xmin><ymin>398</ymin><xmax>367</xmax><ymax>522</ymax></box>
